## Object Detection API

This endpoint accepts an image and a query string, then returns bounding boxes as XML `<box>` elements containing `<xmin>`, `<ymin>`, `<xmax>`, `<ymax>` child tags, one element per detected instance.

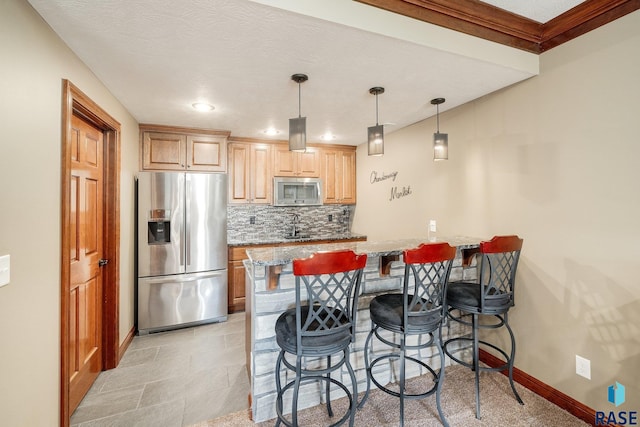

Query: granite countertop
<box><xmin>245</xmin><ymin>235</ymin><xmax>483</xmax><ymax>266</ymax></box>
<box><xmin>228</xmin><ymin>232</ymin><xmax>367</xmax><ymax>247</ymax></box>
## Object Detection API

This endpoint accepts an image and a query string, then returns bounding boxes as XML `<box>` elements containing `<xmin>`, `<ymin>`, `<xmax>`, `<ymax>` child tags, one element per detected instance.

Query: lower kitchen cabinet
<box><xmin>228</xmin><ymin>246</ymin><xmax>263</xmax><ymax>313</ymax></box>
<box><xmin>229</xmin><ymin>260</ymin><xmax>246</xmax><ymax>313</ymax></box>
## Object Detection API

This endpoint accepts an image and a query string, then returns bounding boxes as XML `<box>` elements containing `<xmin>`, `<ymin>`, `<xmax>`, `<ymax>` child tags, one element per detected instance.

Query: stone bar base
<box><xmin>246</xmin><ymin>248</ymin><xmax>477</xmax><ymax>423</ymax></box>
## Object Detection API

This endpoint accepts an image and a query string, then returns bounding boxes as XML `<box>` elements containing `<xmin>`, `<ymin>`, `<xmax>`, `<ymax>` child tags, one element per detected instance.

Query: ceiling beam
<box><xmin>354</xmin><ymin>0</ymin><xmax>640</xmax><ymax>53</ymax></box>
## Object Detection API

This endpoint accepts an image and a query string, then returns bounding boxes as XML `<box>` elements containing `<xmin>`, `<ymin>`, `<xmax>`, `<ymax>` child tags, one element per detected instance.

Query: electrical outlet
<box><xmin>249</xmin><ymin>216</ymin><xmax>256</xmax><ymax>225</ymax></box>
<box><xmin>428</xmin><ymin>219</ymin><xmax>437</xmax><ymax>242</ymax></box>
<box><xmin>576</xmin><ymin>355</ymin><xmax>591</xmax><ymax>379</ymax></box>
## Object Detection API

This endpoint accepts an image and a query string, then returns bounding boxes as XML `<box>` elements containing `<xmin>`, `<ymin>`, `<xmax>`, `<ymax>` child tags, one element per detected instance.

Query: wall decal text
<box><xmin>370</xmin><ymin>170</ymin><xmax>398</xmax><ymax>184</ymax></box>
<box><xmin>390</xmin><ymin>186</ymin><xmax>412</xmax><ymax>201</ymax></box>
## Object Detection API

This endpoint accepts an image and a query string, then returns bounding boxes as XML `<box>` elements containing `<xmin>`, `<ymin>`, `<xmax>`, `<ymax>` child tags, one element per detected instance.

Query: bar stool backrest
<box><xmin>292</xmin><ymin>250</ymin><xmax>368</xmax><ymax>353</ymax></box>
<box><xmin>403</xmin><ymin>243</ymin><xmax>457</xmax><ymax>332</ymax></box>
<box><xmin>478</xmin><ymin>235</ymin><xmax>523</xmax><ymax>314</ymax></box>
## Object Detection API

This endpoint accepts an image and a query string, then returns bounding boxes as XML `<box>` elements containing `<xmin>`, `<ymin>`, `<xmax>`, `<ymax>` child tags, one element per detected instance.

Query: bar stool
<box><xmin>443</xmin><ymin>235</ymin><xmax>524</xmax><ymax>419</ymax></box>
<box><xmin>274</xmin><ymin>250</ymin><xmax>367</xmax><ymax>427</ymax></box>
<box><xmin>359</xmin><ymin>242</ymin><xmax>456</xmax><ymax>427</ymax></box>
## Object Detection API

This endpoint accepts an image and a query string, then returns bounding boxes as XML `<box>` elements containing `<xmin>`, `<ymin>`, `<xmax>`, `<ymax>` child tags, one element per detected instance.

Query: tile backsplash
<box><xmin>227</xmin><ymin>204</ymin><xmax>353</xmax><ymax>242</ymax></box>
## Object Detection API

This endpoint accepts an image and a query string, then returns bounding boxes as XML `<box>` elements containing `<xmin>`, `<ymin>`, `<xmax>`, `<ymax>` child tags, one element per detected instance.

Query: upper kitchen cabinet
<box><xmin>140</xmin><ymin>124</ymin><xmax>230</xmax><ymax>172</ymax></box>
<box><xmin>228</xmin><ymin>138</ymin><xmax>272</xmax><ymax>204</ymax></box>
<box><xmin>273</xmin><ymin>145</ymin><xmax>320</xmax><ymax>177</ymax></box>
<box><xmin>320</xmin><ymin>146</ymin><xmax>356</xmax><ymax>204</ymax></box>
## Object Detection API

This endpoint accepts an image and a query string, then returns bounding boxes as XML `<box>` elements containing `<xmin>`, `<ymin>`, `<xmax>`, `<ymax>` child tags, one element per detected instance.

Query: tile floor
<box><xmin>70</xmin><ymin>312</ymin><xmax>249</xmax><ymax>427</ymax></box>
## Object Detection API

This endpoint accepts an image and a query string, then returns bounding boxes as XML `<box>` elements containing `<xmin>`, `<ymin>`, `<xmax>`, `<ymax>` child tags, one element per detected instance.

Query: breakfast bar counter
<box><xmin>243</xmin><ymin>236</ymin><xmax>482</xmax><ymax>422</ymax></box>
<box><xmin>245</xmin><ymin>235</ymin><xmax>480</xmax><ymax>266</ymax></box>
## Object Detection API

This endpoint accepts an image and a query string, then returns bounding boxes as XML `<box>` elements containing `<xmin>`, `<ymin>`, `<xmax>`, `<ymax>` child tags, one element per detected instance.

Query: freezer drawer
<box><xmin>137</xmin><ymin>270</ymin><xmax>227</xmax><ymax>334</ymax></box>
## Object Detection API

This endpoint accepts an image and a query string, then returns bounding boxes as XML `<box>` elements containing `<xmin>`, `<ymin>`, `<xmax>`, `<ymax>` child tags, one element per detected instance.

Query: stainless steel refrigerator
<box><xmin>136</xmin><ymin>172</ymin><xmax>227</xmax><ymax>334</ymax></box>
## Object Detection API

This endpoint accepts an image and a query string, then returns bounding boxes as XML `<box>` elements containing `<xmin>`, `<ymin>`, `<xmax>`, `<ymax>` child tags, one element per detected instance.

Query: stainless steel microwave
<box><xmin>273</xmin><ymin>177</ymin><xmax>323</xmax><ymax>206</ymax></box>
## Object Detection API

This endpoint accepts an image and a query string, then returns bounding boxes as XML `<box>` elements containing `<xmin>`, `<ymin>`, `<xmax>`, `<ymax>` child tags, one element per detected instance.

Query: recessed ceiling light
<box><xmin>192</xmin><ymin>102</ymin><xmax>214</xmax><ymax>112</ymax></box>
<box><xmin>263</xmin><ymin>128</ymin><xmax>280</xmax><ymax>136</ymax></box>
<box><xmin>320</xmin><ymin>132</ymin><xmax>336</xmax><ymax>141</ymax></box>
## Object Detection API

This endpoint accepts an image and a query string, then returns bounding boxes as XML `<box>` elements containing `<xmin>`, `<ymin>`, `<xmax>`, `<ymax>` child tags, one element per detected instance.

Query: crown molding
<box><xmin>354</xmin><ymin>0</ymin><xmax>640</xmax><ymax>53</ymax></box>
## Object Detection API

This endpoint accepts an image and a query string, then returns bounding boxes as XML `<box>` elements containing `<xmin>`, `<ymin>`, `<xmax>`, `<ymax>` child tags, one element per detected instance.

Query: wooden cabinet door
<box><xmin>273</xmin><ymin>146</ymin><xmax>296</xmax><ymax>177</ymax></box>
<box><xmin>251</xmin><ymin>143</ymin><xmax>272</xmax><ymax>203</ymax></box>
<box><xmin>142</xmin><ymin>131</ymin><xmax>186</xmax><ymax>170</ymax></box>
<box><xmin>339</xmin><ymin>149</ymin><xmax>356</xmax><ymax>204</ymax></box>
<box><xmin>274</xmin><ymin>145</ymin><xmax>319</xmax><ymax>177</ymax></box>
<box><xmin>320</xmin><ymin>148</ymin><xmax>356</xmax><ymax>204</ymax></box>
<box><xmin>186</xmin><ymin>134</ymin><xmax>227</xmax><ymax>172</ymax></box>
<box><xmin>228</xmin><ymin>259</ymin><xmax>246</xmax><ymax>313</ymax></box>
<box><xmin>297</xmin><ymin>149</ymin><xmax>320</xmax><ymax>177</ymax></box>
<box><xmin>228</xmin><ymin>142</ymin><xmax>250</xmax><ymax>203</ymax></box>
<box><xmin>321</xmin><ymin>149</ymin><xmax>339</xmax><ymax>203</ymax></box>
<box><xmin>228</xmin><ymin>246</ymin><xmax>251</xmax><ymax>313</ymax></box>
<box><xmin>140</xmin><ymin>125</ymin><xmax>230</xmax><ymax>172</ymax></box>
<box><xmin>228</xmin><ymin>141</ymin><xmax>271</xmax><ymax>204</ymax></box>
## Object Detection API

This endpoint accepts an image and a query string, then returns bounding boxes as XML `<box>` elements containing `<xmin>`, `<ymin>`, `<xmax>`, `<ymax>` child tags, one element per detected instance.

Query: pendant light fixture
<box><xmin>368</xmin><ymin>87</ymin><xmax>385</xmax><ymax>156</ymax></box>
<box><xmin>431</xmin><ymin>97</ymin><xmax>448</xmax><ymax>161</ymax></box>
<box><xmin>289</xmin><ymin>73</ymin><xmax>308</xmax><ymax>152</ymax></box>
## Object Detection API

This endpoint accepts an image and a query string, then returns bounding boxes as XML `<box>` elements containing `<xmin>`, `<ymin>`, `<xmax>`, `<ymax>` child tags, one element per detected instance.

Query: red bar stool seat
<box><xmin>443</xmin><ymin>235</ymin><xmax>525</xmax><ymax>420</ymax></box>
<box><xmin>359</xmin><ymin>242</ymin><xmax>456</xmax><ymax>427</ymax></box>
<box><xmin>274</xmin><ymin>250</ymin><xmax>367</xmax><ymax>427</ymax></box>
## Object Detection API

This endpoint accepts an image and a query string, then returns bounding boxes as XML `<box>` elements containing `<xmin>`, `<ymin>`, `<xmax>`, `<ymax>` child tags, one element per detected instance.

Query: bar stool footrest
<box><xmin>368</xmin><ymin>353</ymin><xmax>440</xmax><ymax>400</ymax></box>
<box><xmin>276</xmin><ymin>375</ymin><xmax>354</xmax><ymax>427</ymax></box>
<box><xmin>443</xmin><ymin>337</ymin><xmax>512</xmax><ymax>372</ymax></box>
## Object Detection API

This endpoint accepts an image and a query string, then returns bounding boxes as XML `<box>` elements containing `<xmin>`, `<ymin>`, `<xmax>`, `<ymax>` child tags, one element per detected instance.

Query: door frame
<box><xmin>60</xmin><ymin>80</ymin><xmax>121</xmax><ymax>427</ymax></box>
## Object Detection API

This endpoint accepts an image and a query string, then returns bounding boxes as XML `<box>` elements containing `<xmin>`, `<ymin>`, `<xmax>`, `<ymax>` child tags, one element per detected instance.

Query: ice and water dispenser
<box><xmin>147</xmin><ymin>209</ymin><xmax>171</xmax><ymax>244</ymax></box>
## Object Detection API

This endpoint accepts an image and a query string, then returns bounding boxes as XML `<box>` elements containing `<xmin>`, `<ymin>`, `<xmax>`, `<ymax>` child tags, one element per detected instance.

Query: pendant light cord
<box><xmin>436</xmin><ymin>104</ymin><xmax>440</xmax><ymax>133</ymax></box>
<box><xmin>298</xmin><ymin>82</ymin><xmax>302</xmax><ymax>118</ymax></box>
<box><xmin>375</xmin><ymin>93</ymin><xmax>379</xmax><ymax>126</ymax></box>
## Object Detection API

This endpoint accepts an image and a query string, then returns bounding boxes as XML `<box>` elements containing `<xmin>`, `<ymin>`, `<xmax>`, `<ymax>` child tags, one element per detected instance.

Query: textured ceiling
<box><xmin>481</xmin><ymin>0</ymin><xmax>585</xmax><ymax>23</ymax></box>
<box><xmin>26</xmin><ymin>0</ymin><xmax>584</xmax><ymax>146</ymax></box>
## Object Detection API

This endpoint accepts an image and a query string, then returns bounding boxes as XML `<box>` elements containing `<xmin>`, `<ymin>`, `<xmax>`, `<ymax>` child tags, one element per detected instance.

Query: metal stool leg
<box><xmin>345</xmin><ymin>347</ymin><xmax>358</xmax><ymax>427</ymax></box>
<box><xmin>472</xmin><ymin>313</ymin><xmax>481</xmax><ymax>420</ymax></box>
<box><xmin>399</xmin><ymin>336</ymin><xmax>406</xmax><ymax>427</ymax></box>
<box><xmin>275</xmin><ymin>351</ymin><xmax>284</xmax><ymax>427</ymax></box>
<box><xmin>292</xmin><ymin>356</ymin><xmax>303</xmax><ymax>427</ymax></box>
<box><xmin>357</xmin><ymin>324</ymin><xmax>376</xmax><ymax>409</ymax></box>
<box><xmin>326</xmin><ymin>355</ymin><xmax>334</xmax><ymax>418</ymax></box>
<box><xmin>435</xmin><ymin>334</ymin><xmax>450</xmax><ymax>427</ymax></box>
<box><xmin>504</xmin><ymin>313</ymin><xmax>524</xmax><ymax>405</ymax></box>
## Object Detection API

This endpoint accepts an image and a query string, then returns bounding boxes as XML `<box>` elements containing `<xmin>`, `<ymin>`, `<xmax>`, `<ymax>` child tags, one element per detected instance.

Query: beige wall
<box><xmin>353</xmin><ymin>10</ymin><xmax>640</xmax><ymax>412</ymax></box>
<box><xmin>0</xmin><ymin>1</ymin><xmax>138</xmax><ymax>425</ymax></box>
<box><xmin>1</xmin><ymin>0</ymin><xmax>638</xmax><ymax>423</ymax></box>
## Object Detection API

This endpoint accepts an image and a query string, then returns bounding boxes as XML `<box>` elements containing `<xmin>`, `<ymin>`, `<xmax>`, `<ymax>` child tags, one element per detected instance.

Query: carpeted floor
<box><xmin>190</xmin><ymin>365</ymin><xmax>589</xmax><ymax>426</ymax></box>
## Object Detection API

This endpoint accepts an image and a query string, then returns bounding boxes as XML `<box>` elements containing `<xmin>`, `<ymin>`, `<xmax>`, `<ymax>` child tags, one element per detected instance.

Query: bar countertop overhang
<box><xmin>245</xmin><ymin>235</ymin><xmax>483</xmax><ymax>266</ymax></box>
<box><xmin>228</xmin><ymin>232</ymin><xmax>368</xmax><ymax>247</ymax></box>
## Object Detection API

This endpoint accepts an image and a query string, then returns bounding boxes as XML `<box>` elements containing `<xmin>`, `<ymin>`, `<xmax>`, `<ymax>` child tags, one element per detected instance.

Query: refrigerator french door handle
<box><xmin>143</xmin><ymin>273</ymin><xmax>217</xmax><ymax>285</ymax></box>
<box><xmin>185</xmin><ymin>175</ymin><xmax>191</xmax><ymax>267</ymax></box>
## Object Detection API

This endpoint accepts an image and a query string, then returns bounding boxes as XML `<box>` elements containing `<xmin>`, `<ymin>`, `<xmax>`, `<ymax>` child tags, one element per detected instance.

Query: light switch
<box><xmin>0</xmin><ymin>255</ymin><xmax>10</xmax><ymax>287</ymax></box>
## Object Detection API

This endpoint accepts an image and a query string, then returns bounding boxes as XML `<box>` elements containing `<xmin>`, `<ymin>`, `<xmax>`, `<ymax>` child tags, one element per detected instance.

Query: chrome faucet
<box><xmin>290</xmin><ymin>213</ymin><xmax>300</xmax><ymax>237</ymax></box>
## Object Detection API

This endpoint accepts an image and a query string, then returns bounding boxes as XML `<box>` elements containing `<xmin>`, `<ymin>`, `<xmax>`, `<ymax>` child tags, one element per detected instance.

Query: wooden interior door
<box><xmin>68</xmin><ymin>114</ymin><xmax>104</xmax><ymax>413</ymax></box>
